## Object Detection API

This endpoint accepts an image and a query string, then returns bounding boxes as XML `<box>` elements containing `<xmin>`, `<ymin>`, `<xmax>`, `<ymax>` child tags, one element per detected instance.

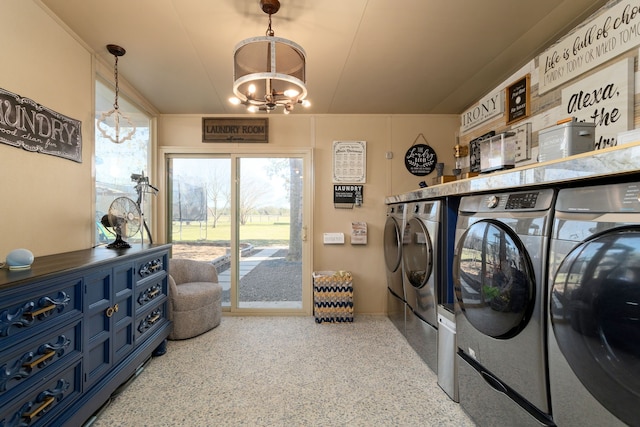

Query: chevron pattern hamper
<box><xmin>313</xmin><ymin>271</ymin><xmax>354</xmax><ymax>323</ymax></box>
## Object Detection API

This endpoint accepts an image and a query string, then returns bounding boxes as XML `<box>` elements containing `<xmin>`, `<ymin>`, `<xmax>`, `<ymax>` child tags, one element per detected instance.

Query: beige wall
<box><xmin>4</xmin><ymin>0</ymin><xmax>623</xmax><ymax>316</ymax></box>
<box><xmin>158</xmin><ymin>114</ymin><xmax>459</xmax><ymax>314</ymax></box>
<box><xmin>0</xmin><ymin>2</ymin><xmax>459</xmax><ymax>315</ymax></box>
<box><xmin>8</xmin><ymin>0</ymin><xmax>620</xmax><ymax>314</ymax></box>
<box><xmin>0</xmin><ymin>1</ymin><xmax>94</xmax><ymax>257</ymax></box>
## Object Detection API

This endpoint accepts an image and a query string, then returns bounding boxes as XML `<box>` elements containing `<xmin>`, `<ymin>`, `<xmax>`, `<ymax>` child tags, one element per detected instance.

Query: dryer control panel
<box><xmin>460</xmin><ymin>188</ymin><xmax>555</xmax><ymax>213</ymax></box>
<box><xmin>505</xmin><ymin>192</ymin><xmax>539</xmax><ymax>209</ymax></box>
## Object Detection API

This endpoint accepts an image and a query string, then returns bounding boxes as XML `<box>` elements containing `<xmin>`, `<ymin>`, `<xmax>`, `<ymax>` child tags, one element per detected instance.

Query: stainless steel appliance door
<box><xmin>384</xmin><ymin>216</ymin><xmax>403</xmax><ymax>274</ymax></box>
<box><xmin>550</xmin><ymin>226</ymin><xmax>640</xmax><ymax>426</ymax></box>
<box><xmin>403</xmin><ymin>217</ymin><xmax>436</xmax><ymax>324</ymax></box>
<box><xmin>454</xmin><ymin>219</ymin><xmax>535</xmax><ymax>339</ymax></box>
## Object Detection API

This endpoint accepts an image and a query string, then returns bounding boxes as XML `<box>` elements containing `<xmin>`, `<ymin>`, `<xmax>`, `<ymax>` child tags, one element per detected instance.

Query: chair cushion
<box><xmin>172</xmin><ymin>282</ymin><xmax>222</xmax><ymax>312</ymax></box>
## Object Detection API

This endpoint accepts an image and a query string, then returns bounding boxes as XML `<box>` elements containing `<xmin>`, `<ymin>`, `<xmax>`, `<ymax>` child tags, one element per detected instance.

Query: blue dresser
<box><xmin>0</xmin><ymin>244</ymin><xmax>171</xmax><ymax>427</ymax></box>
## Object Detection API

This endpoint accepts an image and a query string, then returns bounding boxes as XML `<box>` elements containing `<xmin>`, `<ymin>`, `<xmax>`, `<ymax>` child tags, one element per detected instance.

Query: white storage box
<box><xmin>538</xmin><ymin>120</ymin><xmax>595</xmax><ymax>162</ymax></box>
<box><xmin>480</xmin><ymin>132</ymin><xmax>516</xmax><ymax>173</ymax></box>
<box><xmin>616</xmin><ymin>128</ymin><xmax>640</xmax><ymax>146</ymax></box>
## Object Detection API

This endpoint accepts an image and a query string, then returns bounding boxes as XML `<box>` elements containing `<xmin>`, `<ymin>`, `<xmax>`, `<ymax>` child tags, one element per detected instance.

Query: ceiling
<box><xmin>40</xmin><ymin>0</ymin><xmax>609</xmax><ymax>115</ymax></box>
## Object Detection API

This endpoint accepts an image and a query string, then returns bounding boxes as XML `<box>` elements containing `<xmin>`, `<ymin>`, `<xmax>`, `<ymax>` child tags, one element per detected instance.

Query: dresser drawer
<box><xmin>0</xmin><ymin>278</ymin><xmax>82</xmax><ymax>346</ymax></box>
<box><xmin>135</xmin><ymin>277</ymin><xmax>167</xmax><ymax>313</ymax></box>
<box><xmin>135</xmin><ymin>301</ymin><xmax>167</xmax><ymax>343</ymax></box>
<box><xmin>0</xmin><ymin>320</ymin><xmax>82</xmax><ymax>399</ymax></box>
<box><xmin>0</xmin><ymin>361</ymin><xmax>82</xmax><ymax>427</ymax></box>
<box><xmin>135</xmin><ymin>252</ymin><xmax>168</xmax><ymax>284</ymax></box>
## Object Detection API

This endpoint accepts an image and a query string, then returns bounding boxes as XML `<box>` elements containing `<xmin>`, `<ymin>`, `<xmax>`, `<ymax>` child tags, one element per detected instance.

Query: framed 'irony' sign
<box><xmin>202</xmin><ymin>117</ymin><xmax>268</xmax><ymax>143</ymax></box>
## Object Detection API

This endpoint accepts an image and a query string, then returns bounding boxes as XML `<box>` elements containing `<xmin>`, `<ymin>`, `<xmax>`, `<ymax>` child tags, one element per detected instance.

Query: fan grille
<box><xmin>108</xmin><ymin>196</ymin><xmax>141</xmax><ymax>239</ymax></box>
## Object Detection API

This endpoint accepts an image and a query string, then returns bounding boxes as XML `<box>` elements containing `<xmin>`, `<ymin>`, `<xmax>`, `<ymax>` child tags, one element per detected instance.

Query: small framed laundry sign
<box><xmin>202</xmin><ymin>117</ymin><xmax>268</xmax><ymax>143</ymax></box>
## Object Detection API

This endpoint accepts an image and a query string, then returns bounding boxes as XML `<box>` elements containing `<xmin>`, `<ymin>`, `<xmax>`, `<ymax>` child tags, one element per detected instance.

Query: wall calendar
<box><xmin>333</xmin><ymin>141</ymin><xmax>366</xmax><ymax>183</ymax></box>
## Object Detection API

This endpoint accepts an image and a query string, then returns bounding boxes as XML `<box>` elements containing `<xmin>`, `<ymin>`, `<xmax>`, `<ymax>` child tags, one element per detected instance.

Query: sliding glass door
<box><xmin>167</xmin><ymin>153</ymin><xmax>310</xmax><ymax>314</ymax></box>
<box><xmin>237</xmin><ymin>157</ymin><xmax>304</xmax><ymax>309</ymax></box>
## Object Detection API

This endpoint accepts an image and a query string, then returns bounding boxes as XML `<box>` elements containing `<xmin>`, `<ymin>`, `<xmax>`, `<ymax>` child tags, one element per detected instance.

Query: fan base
<box><xmin>107</xmin><ymin>236</ymin><xmax>131</xmax><ymax>250</ymax></box>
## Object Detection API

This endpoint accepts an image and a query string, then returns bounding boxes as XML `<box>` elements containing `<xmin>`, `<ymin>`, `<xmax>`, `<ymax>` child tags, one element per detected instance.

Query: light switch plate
<box><xmin>323</xmin><ymin>233</ymin><xmax>345</xmax><ymax>244</ymax></box>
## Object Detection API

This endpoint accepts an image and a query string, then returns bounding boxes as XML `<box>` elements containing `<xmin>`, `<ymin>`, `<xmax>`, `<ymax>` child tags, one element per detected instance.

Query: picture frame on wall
<box><xmin>506</xmin><ymin>74</ymin><xmax>530</xmax><ymax>125</ymax></box>
<box><xmin>333</xmin><ymin>140</ymin><xmax>366</xmax><ymax>184</ymax></box>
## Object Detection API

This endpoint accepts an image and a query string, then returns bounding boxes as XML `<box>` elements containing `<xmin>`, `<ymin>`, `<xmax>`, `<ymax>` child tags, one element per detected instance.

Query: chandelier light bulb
<box><xmin>229</xmin><ymin>97</ymin><xmax>241</xmax><ymax>105</ymax></box>
<box><xmin>248</xmin><ymin>84</ymin><xmax>257</xmax><ymax>94</ymax></box>
<box><xmin>284</xmin><ymin>89</ymin><xmax>299</xmax><ymax>98</ymax></box>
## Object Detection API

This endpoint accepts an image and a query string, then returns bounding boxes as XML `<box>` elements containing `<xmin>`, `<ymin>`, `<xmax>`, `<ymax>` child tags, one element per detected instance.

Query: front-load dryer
<box><xmin>403</xmin><ymin>199</ymin><xmax>441</xmax><ymax>373</ymax></box>
<box><xmin>385</xmin><ymin>203</ymin><xmax>407</xmax><ymax>335</ymax></box>
<box><xmin>548</xmin><ymin>181</ymin><xmax>640</xmax><ymax>426</ymax></box>
<box><xmin>453</xmin><ymin>188</ymin><xmax>556</xmax><ymax>426</ymax></box>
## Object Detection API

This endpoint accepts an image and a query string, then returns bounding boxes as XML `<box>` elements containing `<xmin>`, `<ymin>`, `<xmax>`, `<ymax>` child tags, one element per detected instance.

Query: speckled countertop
<box><xmin>386</xmin><ymin>141</ymin><xmax>640</xmax><ymax>204</ymax></box>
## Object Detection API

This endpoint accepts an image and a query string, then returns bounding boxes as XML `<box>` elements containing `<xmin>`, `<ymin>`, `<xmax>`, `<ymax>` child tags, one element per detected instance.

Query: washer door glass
<box><xmin>454</xmin><ymin>219</ymin><xmax>535</xmax><ymax>339</ymax></box>
<box><xmin>550</xmin><ymin>228</ymin><xmax>640</xmax><ymax>426</ymax></box>
<box><xmin>403</xmin><ymin>218</ymin><xmax>434</xmax><ymax>289</ymax></box>
<box><xmin>384</xmin><ymin>216</ymin><xmax>402</xmax><ymax>273</ymax></box>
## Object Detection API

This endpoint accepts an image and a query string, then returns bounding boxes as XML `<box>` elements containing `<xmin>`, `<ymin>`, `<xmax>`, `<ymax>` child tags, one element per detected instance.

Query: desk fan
<box><xmin>101</xmin><ymin>197</ymin><xmax>141</xmax><ymax>249</ymax></box>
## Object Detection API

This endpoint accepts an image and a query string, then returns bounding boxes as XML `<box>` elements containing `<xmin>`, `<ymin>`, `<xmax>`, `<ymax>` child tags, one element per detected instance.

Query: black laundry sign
<box><xmin>334</xmin><ymin>185</ymin><xmax>363</xmax><ymax>208</ymax></box>
<box><xmin>0</xmin><ymin>87</ymin><xmax>82</xmax><ymax>163</ymax></box>
<box><xmin>404</xmin><ymin>143</ymin><xmax>437</xmax><ymax>176</ymax></box>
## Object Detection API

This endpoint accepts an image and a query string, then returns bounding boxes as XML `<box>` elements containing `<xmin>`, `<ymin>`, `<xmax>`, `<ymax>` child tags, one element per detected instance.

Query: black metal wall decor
<box><xmin>0</xmin><ymin>87</ymin><xmax>82</xmax><ymax>163</ymax></box>
<box><xmin>404</xmin><ymin>133</ymin><xmax>437</xmax><ymax>176</ymax></box>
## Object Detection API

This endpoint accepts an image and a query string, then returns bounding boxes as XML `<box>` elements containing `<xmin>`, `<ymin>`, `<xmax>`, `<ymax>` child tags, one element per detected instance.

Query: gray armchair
<box><xmin>168</xmin><ymin>258</ymin><xmax>222</xmax><ymax>340</ymax></box>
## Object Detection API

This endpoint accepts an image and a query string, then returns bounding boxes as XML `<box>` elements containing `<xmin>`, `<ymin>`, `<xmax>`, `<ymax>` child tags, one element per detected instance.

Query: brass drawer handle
<box><xmin>148</xmin><ymin>288</ymin><xmax>160</xmax><ymax>298</ymax></box>
<box><xmin>148</xmin><ymin>314</ymin><xmax>160</xmax><ymax>325</ymax></box>
<box><xmin>25</xmin><ymin>304</ymin><xmax>56</xmax><ymax>319</ymax></box>
<box><xmin>23</xmin><ymin>396</ymin><xmax>55</xmax><ymax>421</ymax></box>
<box><xmin>22</xmin><ymin>350</ymin><xmax>56</xmax><ymax>370</ymax></box>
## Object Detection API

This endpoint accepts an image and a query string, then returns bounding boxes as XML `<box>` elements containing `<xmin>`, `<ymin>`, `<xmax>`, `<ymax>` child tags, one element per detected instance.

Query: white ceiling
<box><xmin>40</xmin><ymin>0</ymin><xmax>609</xmax><ymax>115</ymax></box>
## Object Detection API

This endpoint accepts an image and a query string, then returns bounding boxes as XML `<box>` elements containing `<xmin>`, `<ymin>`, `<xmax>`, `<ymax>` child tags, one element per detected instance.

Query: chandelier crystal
<box><xmin>229</xmin><ymin>0</ymin><xmax>310</xmax><ymax>114</ymax></box>
<box><xmin>98</xmin><ymin>44</ymin><xmax>136</xmax><ymax>144</ymax></box>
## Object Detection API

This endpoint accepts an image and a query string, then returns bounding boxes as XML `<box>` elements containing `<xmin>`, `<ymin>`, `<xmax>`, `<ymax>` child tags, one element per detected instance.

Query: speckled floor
<box><xmin>88</xmin><ymin>315</ymin><xmax>475</xmax><ymax>427</ymax></box>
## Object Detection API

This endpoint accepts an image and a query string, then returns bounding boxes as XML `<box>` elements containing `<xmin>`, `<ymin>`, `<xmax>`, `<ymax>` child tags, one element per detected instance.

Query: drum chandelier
<box><xmin>229</xmin><ymin>0</ymin><xmax>310</xmax><ymax>114</ymax></box>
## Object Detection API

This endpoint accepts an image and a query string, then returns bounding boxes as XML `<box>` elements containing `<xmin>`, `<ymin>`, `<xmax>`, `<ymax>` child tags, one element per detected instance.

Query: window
<box><xmin>95</xmin><ymin>79</ymin><xmax>153</xmax><ymax>246</ymax></box>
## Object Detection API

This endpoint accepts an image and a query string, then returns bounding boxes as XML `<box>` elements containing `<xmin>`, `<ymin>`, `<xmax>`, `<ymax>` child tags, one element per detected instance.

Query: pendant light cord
<box><xmin>113</xmin><ymin>54</ymin><xmax>120</xmax><ymax>111</ymax></box>
<box><xmin>266</xmin><ymin>13</ymin><xmax>274</xmax><ymax>36</ymax></box>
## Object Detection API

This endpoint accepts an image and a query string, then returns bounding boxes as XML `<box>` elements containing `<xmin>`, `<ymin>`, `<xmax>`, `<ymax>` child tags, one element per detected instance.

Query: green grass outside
<box><xmin>171</xmin><ymin>220</ymin><xmax>290</xmax><ymax>246</ymax></box>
